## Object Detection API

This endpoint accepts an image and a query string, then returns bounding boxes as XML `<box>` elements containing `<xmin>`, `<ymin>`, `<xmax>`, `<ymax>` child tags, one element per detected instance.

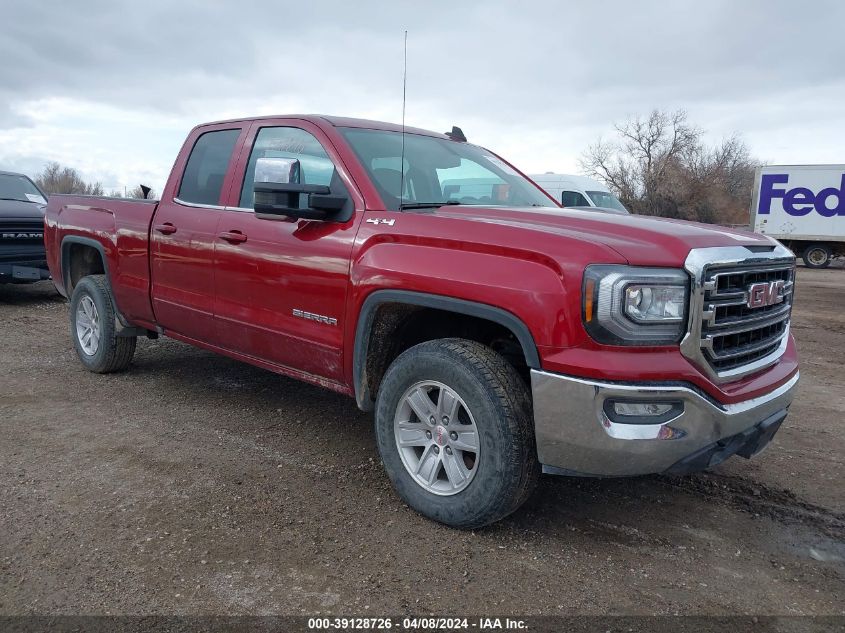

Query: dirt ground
<box><xmin>0</xmin><ymin>267</ymin><xmax>843</xmax><ymax>617</ymax></box>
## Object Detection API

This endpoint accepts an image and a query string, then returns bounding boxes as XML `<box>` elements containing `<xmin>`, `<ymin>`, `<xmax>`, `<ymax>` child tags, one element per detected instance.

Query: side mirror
<box><xmin>253</xmin><ymin>157</ymin><xmax>347</xmax><ymax>221</ymax></box>
<box><xmin>255</xmin><ymin>156</ymin><xmax>300</xmax><ymax>185</ymax></box>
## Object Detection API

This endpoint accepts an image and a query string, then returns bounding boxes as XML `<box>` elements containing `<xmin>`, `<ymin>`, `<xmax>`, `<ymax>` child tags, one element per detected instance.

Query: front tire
<box><xmin>803</xmin><ymin>244</ymin><xmax>832</xmax><ymax>269</ymax></box>
<box><xmin>69</xmin><ymin>275</ymin><xmax>136</xmax><ymax>373</ymax></box>
<box><xmin>375</xmin><ymin>339</ymin><xmax>539</xmax><ymax>528</ymax></box>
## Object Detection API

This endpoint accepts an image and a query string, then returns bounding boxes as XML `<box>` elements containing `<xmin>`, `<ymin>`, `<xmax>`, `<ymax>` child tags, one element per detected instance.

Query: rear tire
<box><xmin>69</xmin><ymin>275</ymin><xmax>136</xmax><ymax>373</ymax></box>
<box><xmin>803</xmin><ymin>244</ymin><xmax>832</xmax><ymax>269</ymax></box>
<box><xmin>375</xmin><ymin>338</ymin><xmax>539</xmax><ymax>529</ymax></box>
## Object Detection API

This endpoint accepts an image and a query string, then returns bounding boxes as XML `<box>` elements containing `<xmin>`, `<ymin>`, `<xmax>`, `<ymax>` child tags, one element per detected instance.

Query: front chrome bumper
<box><xmin>531</xmin><ymin>369</ymin><xmax>799</xmax><ymax>477</ymax></box>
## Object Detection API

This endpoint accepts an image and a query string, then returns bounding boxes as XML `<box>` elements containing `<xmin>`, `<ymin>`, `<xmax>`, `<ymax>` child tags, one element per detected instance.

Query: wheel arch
<box><xmin>60</xmin><ymin>236</ymin><xmax>144</xmax><ymax>335</ymax></box>
<box><xmin>60</xmin><ymin>236</ymin><xmax>110</xmax><ymax>296</ymax></box>
<box><xmin>353</xmin><ymin>290</ymin><xmax>541</xmax><ymax>411</ymax></box>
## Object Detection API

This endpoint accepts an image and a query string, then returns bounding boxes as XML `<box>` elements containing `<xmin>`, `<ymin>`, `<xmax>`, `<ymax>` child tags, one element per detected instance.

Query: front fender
<box><xmin>346</xmin><ymin>237</ymin><xmax>579</xmax><ymax>409</ymax></box>
<box><xmin>349</xmin><ymin>239</ymin><xmax>574</xmax><ymax>348</ymax></box>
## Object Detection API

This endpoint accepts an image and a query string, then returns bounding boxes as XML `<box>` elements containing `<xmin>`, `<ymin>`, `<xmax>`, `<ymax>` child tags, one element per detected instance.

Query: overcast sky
<box><xmin>1</xmin><ymin>0</ymin><xmax>843</xmax><ymax>194</ymax></box>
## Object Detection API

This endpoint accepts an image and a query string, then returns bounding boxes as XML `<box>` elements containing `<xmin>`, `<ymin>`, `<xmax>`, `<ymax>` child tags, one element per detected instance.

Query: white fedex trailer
<box><xmin>750</xmin><ymin>164</ymin><xmax>845</xmax><ymax>268</ymax></box>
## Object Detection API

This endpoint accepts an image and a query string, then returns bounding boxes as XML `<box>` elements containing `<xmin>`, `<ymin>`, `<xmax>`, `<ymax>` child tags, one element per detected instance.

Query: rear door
<box><xmin>212</xmin><ymin>120</ymin><xmax>364</xmax><ymax>382</ymax></box>
<box><xmin>150</xmin><ymin>124</ymin><xmax>247</xmax><ymax>342</ymax></box>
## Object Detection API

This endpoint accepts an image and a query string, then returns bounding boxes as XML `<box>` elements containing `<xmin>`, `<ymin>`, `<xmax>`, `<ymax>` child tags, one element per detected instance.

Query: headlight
<box><xmin>583</xmin><ymin>265</ymin><xmax>689</xmax><ymax>345</ymax></box>
<box><xmin>623</xmin><ymin>285</ymin><xmax>686</xmax><ymax>323</ymax></box>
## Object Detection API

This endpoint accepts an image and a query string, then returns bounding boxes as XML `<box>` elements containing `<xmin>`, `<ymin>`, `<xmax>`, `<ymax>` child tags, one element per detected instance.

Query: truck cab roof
<box><xmin>197</xmin><ymin>114</ymin><xmax>452</xmax><ymax>140</ymax></box>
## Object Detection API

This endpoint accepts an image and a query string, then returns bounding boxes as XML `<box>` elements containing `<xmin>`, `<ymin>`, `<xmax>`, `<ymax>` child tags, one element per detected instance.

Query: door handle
<box><xmin>154</xmin><ymin>222</ymin><xmax>177</xmax><ymax>235</ymax></box>
<box><xmin>218</xmin><ymin>230</ymin><xmax>248</xmax><ymax>244</ymax></box>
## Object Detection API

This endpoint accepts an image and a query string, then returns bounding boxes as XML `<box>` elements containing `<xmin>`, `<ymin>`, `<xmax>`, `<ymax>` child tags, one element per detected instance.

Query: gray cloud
<box><xmin>1</xmin><ymin>0</ymin><xmax>843</xmax><ymax>188</ymax></box>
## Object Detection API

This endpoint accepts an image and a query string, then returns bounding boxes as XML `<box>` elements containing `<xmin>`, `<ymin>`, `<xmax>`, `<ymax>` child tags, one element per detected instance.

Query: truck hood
<box><xmin>0</xmin><ymin>198</ymin><xmax>47</xmax><ymax>222</ymax></box>
<box><xmin>438</xmin><ymin>206</ymin><xmax>774</xmax><ymax>266</ymax></box>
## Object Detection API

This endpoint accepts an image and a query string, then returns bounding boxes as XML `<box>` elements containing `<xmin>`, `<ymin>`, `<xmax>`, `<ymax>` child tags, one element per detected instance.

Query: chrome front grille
<box><xmin>702</xmin><ymin>265</ymin><xmax>793</xmax><ymax>372</ymax></box>
<box><xmin>681</xmin><ymin>245</ymin><xmax>796</xmax><ymax>382</ymax></box>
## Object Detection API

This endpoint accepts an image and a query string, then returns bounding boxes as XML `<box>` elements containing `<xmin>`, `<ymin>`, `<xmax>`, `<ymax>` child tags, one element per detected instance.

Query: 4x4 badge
<box><xmin>366</xmin><ymin>218</ymin><xmax>395</xmax><ymax>226</ymax></box>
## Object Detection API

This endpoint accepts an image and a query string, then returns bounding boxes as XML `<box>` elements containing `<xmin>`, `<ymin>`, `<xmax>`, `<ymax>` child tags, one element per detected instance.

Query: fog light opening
<box><xmin>603</xmin><ymin>399</ymin><xmax>684</xmax><ymax>425</ymax></box>
<box><xmin>613</xmin><ymin>402</ymin><xmax>674</xmax><ymax>417</ymax></box>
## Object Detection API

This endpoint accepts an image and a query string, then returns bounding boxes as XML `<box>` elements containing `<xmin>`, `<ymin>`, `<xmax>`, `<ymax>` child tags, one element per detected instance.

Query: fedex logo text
<box><xmin>758</xmin><ymin>173</ymin><xmax>845</xmax><ymax>217</ymax></box>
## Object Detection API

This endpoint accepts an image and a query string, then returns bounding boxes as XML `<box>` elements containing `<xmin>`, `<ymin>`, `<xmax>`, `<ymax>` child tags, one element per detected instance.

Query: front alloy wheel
<box><xmin>394</xmin><ymin>381</ymin><xmax>480</xmax><ymax>495</ymax></box>
<box><xmin>375</xmin><ymin>338</ymin><xmax>539</xmax><ymax>529</ymax></box>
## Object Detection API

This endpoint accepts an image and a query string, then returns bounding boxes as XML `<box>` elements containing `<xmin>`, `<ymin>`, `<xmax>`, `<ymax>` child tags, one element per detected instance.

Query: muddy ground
<box><xmin>0</xmin><ymin>267</ymin><xmax>843</xmax><ymax>617</ymax></box>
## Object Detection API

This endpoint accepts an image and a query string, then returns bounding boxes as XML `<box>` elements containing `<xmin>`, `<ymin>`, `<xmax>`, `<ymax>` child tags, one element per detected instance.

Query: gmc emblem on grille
<box><xmin>746</xmin><ymin>280</ymin><xmax>785</xmax><ymax>309</ymax></box>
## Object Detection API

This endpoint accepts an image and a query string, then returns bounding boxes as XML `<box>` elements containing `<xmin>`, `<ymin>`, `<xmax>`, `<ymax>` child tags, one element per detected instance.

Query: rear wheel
<box><xmin>69</xmin><ymin>275</ymin><xmax>136</xmax><ymax>373</ymax></box>
<box><xmin>803</xmin><ymin>244</ymin><xmax>832</xmax><ymax>269</ymax></box>
<box><xmin>375</xmin><ymin>338</ymin><xmax>539</xmax><ymax>528</ymax></box>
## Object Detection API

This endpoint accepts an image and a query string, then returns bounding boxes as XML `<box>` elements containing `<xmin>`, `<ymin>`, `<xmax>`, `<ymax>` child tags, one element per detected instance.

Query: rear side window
<box><xmin>178</xmin><ymin>129</ymin><xmax>240</xmax><ymax>205</ymax></box>
<box><xmin>561</xmin><ymin>190</ymin><xmax>590</xmax><ymax>207</ymax></box>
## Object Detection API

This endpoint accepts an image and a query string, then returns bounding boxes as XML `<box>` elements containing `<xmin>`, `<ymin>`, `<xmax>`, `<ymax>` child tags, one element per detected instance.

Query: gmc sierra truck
<box><xmin>0</xmin><ymin>170</ymin><xmax>50</xmax><ymax>283</ymax></box>
<box><xmin>44</xmin><ymin>115</ymin><xmax>799</xmax><ymax>528</ymax></box>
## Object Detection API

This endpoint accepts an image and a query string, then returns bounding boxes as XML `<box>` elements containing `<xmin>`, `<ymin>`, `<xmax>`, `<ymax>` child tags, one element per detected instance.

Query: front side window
<box><xmin>239</xmin><ymin>127</ymin><xmax>339</xmax><ymax>208</ymax></box>
<box><xmin>561</xmin><ymin>190</ymin><xmax>590</xmax><ymax>207</ymax></box>
<box><xmin>340</xmin><ymin>128</ymin><xmax>554</xmax><ymax>210</ymax></box>
<box><xmin>0</xmin><ymin>173</ymin><xmax>46</xmax><ymax>204</ymax></box>
<box><xmin>178</xmin><ymin>129</ymin><xmax>240</xmax><ymax>205</ymax></box>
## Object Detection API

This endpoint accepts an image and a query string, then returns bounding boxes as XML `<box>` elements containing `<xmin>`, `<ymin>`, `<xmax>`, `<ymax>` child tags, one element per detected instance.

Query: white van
<box><xmin>529</xmin><ymin>173</ymin><xmax>629</xmax><ymax>213</ymax></box>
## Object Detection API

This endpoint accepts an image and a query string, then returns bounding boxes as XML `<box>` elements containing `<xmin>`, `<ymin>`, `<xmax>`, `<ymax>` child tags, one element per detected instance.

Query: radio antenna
<box><xmin>399</xmin><ymin>30</ymin><xmax>407</xmax><ymax>211</ymax></box>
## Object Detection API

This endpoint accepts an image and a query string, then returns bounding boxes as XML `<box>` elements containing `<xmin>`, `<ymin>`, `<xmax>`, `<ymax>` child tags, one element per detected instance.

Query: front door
<box><xmin>213</xmin><ymin>121</ymin><xmax>363</xmax><ymax>383</ymax></box>
<box><xmin>150</xmin><ymin>125</ymin><xmax>245</xmax><ymax>343</ymax></box>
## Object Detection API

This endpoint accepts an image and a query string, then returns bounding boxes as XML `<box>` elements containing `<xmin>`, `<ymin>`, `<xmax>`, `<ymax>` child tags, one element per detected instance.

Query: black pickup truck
<box><xmin>0</xmin><ymin>170</ymin><xmax>50</xmax><ymax>284</ymax></box>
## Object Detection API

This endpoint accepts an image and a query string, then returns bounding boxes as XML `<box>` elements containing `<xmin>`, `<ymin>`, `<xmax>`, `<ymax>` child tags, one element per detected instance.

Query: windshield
<box><xmin>340</xmin><ymin>128</ymin><xmax>555</xmax><ymax>210</ymax></box>
<box><xmin>0</xmin><ymin>174</ymin><xmax>47</xmax><ymax>204</ymax></box>
<box><xmin>586</xmin><ymin>190</ymin><xmax>627</xmax><ymax>212</ymax></box>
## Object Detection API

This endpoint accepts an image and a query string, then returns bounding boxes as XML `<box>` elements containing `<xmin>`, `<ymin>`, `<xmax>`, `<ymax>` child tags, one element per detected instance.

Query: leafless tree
<box><xmin>580</xmin><ymin>110</ymin><xmax>758</xmax><ymax>224</ymax></box>
<box><xmin>35</xmin><ymin>162</ymin><xmax>104</xmax><ymax>196</ymax></box>
<box><xmin>107</xmin><ymin>186</ymin><xmax>156</xmax><ymax>199</ymax></box>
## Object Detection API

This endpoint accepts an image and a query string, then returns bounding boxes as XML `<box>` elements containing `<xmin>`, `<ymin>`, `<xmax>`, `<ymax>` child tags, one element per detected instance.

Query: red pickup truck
<box><xmin>44</xmin><ymin>115</ymin><xmax>799</xmax><ymax>528</ymax></box>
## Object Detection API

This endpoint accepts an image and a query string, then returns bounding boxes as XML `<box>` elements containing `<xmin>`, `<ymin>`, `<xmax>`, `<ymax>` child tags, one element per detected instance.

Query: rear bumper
<box><xmin>531</xmin><ymin>369</ymin><xmax>799</xmax><ymax>477</ymax></box>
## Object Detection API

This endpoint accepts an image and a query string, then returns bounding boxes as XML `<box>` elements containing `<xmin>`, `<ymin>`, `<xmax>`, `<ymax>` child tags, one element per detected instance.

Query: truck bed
<box><xmin>44</xmin><ymin>194</ymin><xmax>159</xmax><ymax>325</ymax></box>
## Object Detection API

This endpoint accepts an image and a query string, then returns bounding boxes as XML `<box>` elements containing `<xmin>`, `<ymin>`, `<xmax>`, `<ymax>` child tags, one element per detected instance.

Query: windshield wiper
<box><xmin>399</xmin><ymin>200</ymin><xmax>462</xmax><ymax>210</ymax></box>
